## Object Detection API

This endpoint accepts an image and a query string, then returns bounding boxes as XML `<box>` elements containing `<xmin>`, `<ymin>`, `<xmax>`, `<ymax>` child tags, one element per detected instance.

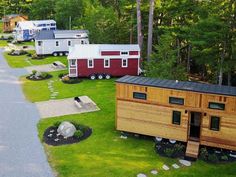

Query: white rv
<box><xmin>35</xmin><ymin>30</ymin><xmax>89</xmax><ymax>56</ymax></box>
<box><xmin>13</xmin><ymin>20</ymin><xmax>56</xmax><ymax>41</ymax></box>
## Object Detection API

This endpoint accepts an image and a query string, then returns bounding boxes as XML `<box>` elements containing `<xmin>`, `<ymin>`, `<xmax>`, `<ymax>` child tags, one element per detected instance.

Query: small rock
<box><xmin>48</xmin><ymin>134</ymin><xmax>53</xmax><ymax>137</ymax></box>
<box><xmin>120</xmin><ymin>135</ymin><xmax>127</xmax><ymax>139</ymax></box>
<box><xmin>137</xmin><ymin>173</ymin><xmax>147</xmax><ymax>177</ymax></box>
<box><xmin>172</xmin><ymin>163</ymin><xmax>180</xmax><ymax>169</ymax></box>
<box><xmin>230</xmin><ymin>154</ymin><xmax>236</xmax><ymax>158</ymax></box>
<box><xmin>179</xmin><ymin>159</ymin><xmax>191</xmax><ymax>167</ymax></box>
<box><xmin>162</xmin><ymin>165</ymin><xmax>169</xmax><ymax>171</ymax></box>
<box><xmin>50</xmin><ymin>130</ymin><xmax>54</xmax><ymax>133</ymax></box>
<box><xmin>54</xmin><ymin>138</ymin><xmax>59</xmax><ymax>142</ymax></box>
<box><xmin>150</xmin><ymin>169</ymin><xmax>158</xmax><ymax>175</ymax></box>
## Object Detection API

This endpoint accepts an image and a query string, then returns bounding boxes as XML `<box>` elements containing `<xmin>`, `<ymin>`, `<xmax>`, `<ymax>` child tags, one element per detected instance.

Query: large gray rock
<box><xmin>57</xmin><ymin>121</ymin><xmax>76</xmax><ymax>138</ymax></box>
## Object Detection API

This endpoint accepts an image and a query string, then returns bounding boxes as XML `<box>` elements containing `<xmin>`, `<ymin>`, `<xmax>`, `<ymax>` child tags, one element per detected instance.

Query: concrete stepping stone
<box><xmin>179</xmin><ymin>159</ymin><xmax>191</xmax><ymax>167</ymax></box>
<box><xmin>150</xmin><ymin>169</ymin><xmax>158</xmax><ymax>175</ymax></box>
<box><xmin>172</xmin><ymin>163</ymin><xmax>180</xmax><ymax>169</ymax></box>
<box><xmin>120</xmin><ymin>135</ymin><xmax>127</xmax><ymax>139</ymax></box>
<box><xmin>162</xmin><ymin>164</ymin><xmax>169</xmax><ymax>171</ymax></box>
<box><xmin>137</xmin><ymin>173</ymin><xmax>147</xmax><ymax>177</ymax></box>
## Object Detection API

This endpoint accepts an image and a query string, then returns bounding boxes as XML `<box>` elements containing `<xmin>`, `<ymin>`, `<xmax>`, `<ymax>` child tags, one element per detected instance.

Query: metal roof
<box><xmin>35</xmin><ymin>30</ymin><xmax>89</xmax><ymax>40</ymax></box>
<box><xmin>116</xmin><ymin>75</ymin><xmax>236</xmax><ymax>97</ymax></box>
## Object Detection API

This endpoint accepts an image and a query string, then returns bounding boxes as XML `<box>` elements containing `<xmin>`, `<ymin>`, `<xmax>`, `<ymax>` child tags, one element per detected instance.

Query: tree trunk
<box><xmin>136</xmin><ymin>0</ymin><xmax>143</xmax><ymax>55</ymax></box>
<box><xmin>218</xmin><ymin>42</ymin><xmax>226</xmax><ymax>85</ymax></box>
<box><xmin>147</xmin><ymin>0</ymin><xmax>155</xmax><ymax>62</ymax></box>
<box><xmin>187</xmin><ymin>44</ymin><xmax>191</xmax><ymax>74</ymax></box>
<box><xmin>227</xmin><ymin>71</ymin><xmax>231</xmax><ymax>86</ymax></box>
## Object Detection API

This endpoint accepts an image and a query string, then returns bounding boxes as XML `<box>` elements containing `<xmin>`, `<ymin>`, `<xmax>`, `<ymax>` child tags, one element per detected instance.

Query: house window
<box><xmin>169</xmin><ymin>97</ymin><xmax>184</xmax><ymax>105</ymax></box>
<box><xmin>121</xmin><ymin>51</ymin><xmax>129</xmax><ymax>56</ymax></box>
<box><xmin>88</xmin><ymin>59</ymin><xmax>94</xmax><ymax>68</ymax></box>
<box><xmin>104</xmin><ymin>59</ymin><xmax>110</xmax><ymax>68</ymax></box>
<box><xmin>133</xmin><ymin>92</ymin><xmax>147</xmax><ymax>100</ymax></box>
<box><xmin>172</xmin><ymin>111</ymin><xmax>181</xmax><ymax>125</ymax></box>
<box><xmin>81</xmin><ymin>40</ymin><xmax>84</xmax><ymax>44</ymax></box>
<box><xmin>210</xmin><ymin>116</ymin><xmax>220</xmax><ymax>131</ymax></box>
<box><xmin>56</xmin><ymin>41</ymin><xmax>59</xmax><ymax>47</ymax></box>
<box><xmin>70</xmin><ymin>59</ymin><xmax>76</xmax><ymax>66</ymax></box>
<box><xmin>122</xmin><ymin>58</ymin><xmax>128</xmax><ymax>67</ymax></box>
<box><xmin>38</xmin><ymin>41</ymin><xmax>42</xmax><ymax>46</ymax></box>
<box><xmin>208</xmin><ymin>102</ymin><xmax>225</xmax><ymax>110</ymax></box>
<box><xmin>68</xmin><ymin>40</ymin><xmax>71</xmax><ymax>46</ymax></box>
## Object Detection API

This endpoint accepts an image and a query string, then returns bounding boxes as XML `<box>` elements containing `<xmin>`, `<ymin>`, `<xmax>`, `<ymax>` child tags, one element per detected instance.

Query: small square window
<box><xmin>208</xmin><ymin>102</ymin><xmax>225</xmax><ymax>110</ymax></box>
<box><xmin>104</xmin><ymin>59</ymin><xmax>110</xmax><ymax>68</ymax></box>
<box><xmin>121</xmin><ymin>51</ymin><xmax>129</xmax><ymax>56</ymax></box>
<box><xmin>71</xmin><ymin>59</ymin><xmax>76</xmax><ymax>66</ymax></box>
<box><xmin>169</xmin><ymin>97</ymin><xmax>184</xmax><ymax>105</ymax></box>
<box><xmin>122</xmin><ymin>58</ymin><xmax>128</xmax><ymax>67</ymax></box>
<box><xmin>38</xmin><ymin>41</ymin><xmax>42</xmax><ymax>46</ymax></box>
<box><xmin>172</xmin><ymin>111</ymin><xmax>181</xmax><ymax>125</ymax></box>
<box><xmin>133</xmin><ymin>92</ymin><xmax>146</xmax><ymax>100</ymax></box>
<box><xmin>210</xmin><ymin>116</ymin><xmax>220</xmax><ymax>131</ymax></box>
<box><xmin>56</xmin><ymin>41</ymin><xmax>59</xmax><ymax>46</ymax></box>
<box><xmin>88</xmin><ymin>59</ymin><xmax>94</xmax><ymax>68</ymax></box>
<box><xmin>68</xmin><ymin>41</ymin><xmax>71</xmax><ymax>46</ymax></box>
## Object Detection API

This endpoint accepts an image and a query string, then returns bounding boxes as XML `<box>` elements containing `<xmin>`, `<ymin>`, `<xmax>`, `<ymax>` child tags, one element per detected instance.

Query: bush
<box><xmin>41</xmin><ymin>72</ymin><xmax>49</xmax><ymax>79</ymax></box>
<box><xmin>200</xmin><ymin>147</ymin><xmax>208</xmax><ymax>161</ymax></box>
<box><xmin>31</xmin><ymin>53</ymin><xmax>44</xmax><ymax>59</ymax></box>
<box><xmin>221</xmin><ymin>155</ymin><xmax>228</xmax><ymax>161</ymax></box>
<box><xmin>32</xmin><ymin>70</ymin><xmax>37</xmax><ymax>75</ymax></box>
<box><xmin>208</xmin><ymin>153</ymin><xmax>219</xmax><ymax>163</ymax></box>
<box><xmin>173</xmin><ymin>143</ymin><xmax>185</xmax><ymax>152</ymax></box>
<box><xmin>74</xmin><ymin>130</ymin><xmax>84</xmax><ymax>138</ymax></box>
<box><xmin>164</xmin><ymin>148</ymin><xmax>175</xmax><ymax>157</ymax></box>
<box><xmin>58</xmin><ymin>73</ymin><xmax>66</xmax><ymax>78</ymax></box>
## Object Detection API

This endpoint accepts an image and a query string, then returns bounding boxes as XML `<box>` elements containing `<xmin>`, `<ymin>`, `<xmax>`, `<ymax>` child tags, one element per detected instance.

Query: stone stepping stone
<box><xmin>120</xmin><ymin>135</ymin><xmax>127</xmax><ymax>139</ymax></box>
<box><xmin>150</xmin><ymin>169</ymin><xmax>158</xmax><ymax>175</ymax></box>
<box><xmin>162</xmin><ymin>164</ymin><xmax>169</xmax><ymax>171</ymax></box>
<box><xmin>172</xmin><ymin>163</ymin><xmax>180</xmax><ymax>169</ymax></box>
<box><xmin>137</xmin><ymin>173</ymin><xmax>147</xmax><ymax>177</ymax></box>
<box><xmin>179</xmin><ymin>159</ymin><xmax>191</xmax><ymax>167</ymax></box>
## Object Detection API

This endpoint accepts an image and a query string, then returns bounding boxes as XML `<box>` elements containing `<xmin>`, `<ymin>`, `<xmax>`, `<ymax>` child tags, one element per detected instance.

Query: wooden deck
<box><xmin>185</xmin><ymin>141</ymin><xmax>200</xmax><ymax>158</ymax></box>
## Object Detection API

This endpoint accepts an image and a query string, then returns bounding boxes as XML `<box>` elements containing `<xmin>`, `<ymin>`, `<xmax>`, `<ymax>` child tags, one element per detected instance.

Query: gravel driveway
<box><xmin>0</xmin><ymin>49</ymin><xmax>54</xmax><ymax>177</ymax></box>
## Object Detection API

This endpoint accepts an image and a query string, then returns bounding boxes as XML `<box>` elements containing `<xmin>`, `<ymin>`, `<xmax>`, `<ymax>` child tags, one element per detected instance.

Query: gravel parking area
<box><xmin>36</xmin><ymin>96</ymin><xmax>100</xmax><ymax>119</ymax></box>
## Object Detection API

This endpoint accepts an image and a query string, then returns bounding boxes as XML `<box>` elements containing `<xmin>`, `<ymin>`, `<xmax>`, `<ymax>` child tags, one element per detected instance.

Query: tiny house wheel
<box><xmin>90</xmin><ymin>74</ymin><xmax>96</xmax><ymax>80</ymax></box>
<box><xmin>98</xmin><ymin>74</ymin><xmax>103</xmax><ymax>80</ymax></box>
<box><xmin>59</xmin><ymin>52</ymin><xmax>63</xmax><ymax>56</ymax></box>
<box><xmin>65</xmin><ymin>52</ymin><xmax>69</xmax><ymax>56</ymax></box>
<box><xmin>105</xmin><ymin>74</ymin><xmax>111</xmax><ymax>79</ymax></box>
<box><xmin>53</xmin><ymin>52</ymin><xmax>58</xmax><ymax>57</ymax></box>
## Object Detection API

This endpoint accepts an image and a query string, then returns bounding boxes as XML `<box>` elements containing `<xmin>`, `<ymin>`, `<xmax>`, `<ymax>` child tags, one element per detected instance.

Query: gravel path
<box><xmin>0</xmin><ymin>49</ymin><xmax>54</xmax><ymax>177</ymax></box>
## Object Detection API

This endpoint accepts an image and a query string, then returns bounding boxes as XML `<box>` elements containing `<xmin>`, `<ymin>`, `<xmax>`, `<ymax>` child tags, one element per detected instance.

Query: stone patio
<box><xmin>36</xmin><ymin>96</ymin><xmax>100</xmax><ymax>119</ymax></box>
<box><xmin>25</xmin><ymin>61</ymin><xmax>66</xmax><ymax>73</ymax></box>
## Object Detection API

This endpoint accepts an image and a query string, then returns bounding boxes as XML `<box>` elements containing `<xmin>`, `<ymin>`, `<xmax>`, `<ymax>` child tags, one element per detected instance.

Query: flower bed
<box><xmin>59</xmin><ymin>73</ymin><xmax>82</xmax><ymax>84</ymax></box>
<box><xmin>26</xmin><ymin>70</ymin><xmax>52</xmax><ymax>81</ymax></box>
<box><xmin>43</xmin><ymin>121</ymin><xmax>92</xmax><ymax>146</ymax></box>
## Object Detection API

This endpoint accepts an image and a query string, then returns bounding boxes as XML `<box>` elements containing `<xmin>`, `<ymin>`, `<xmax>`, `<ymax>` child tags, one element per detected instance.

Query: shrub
<box><xmin>74</xmin><ymin>130</ymin><xmax>84</xmax><ymax>138</ymax></box>
<box><xmin>58</xmin><ymin>73</ymin><xmax>65</xmax><ymax>78</ymax></box>
<box><xmin>32</xmin><ymin>70</ymin><xmax>37</xmax><ymax>75</ymax></box>
<box><xmin>41</xmin><ymin>72</ymin><xmax>49</xmax><ymax>78</ymax></box>
<box><xmin>173</xmin><ymin>143</ymin><xmax>185</xmax><ymax>152</ymax></box>
<box><xmin>164</xmin><ymin>148</ymin><xmax>175</xmax><ymax>157</ymax></box>
<box><xmin>200</xmin><ymin>147</ymin><xmax>208</xmax><ymax>161</ymax></box>
<box><xmin>53</xmin><ymin>121</ymin><xmax>61</xmax><ymax>128</ymax></box>
<box><xmin>221</xmin><ymin>155</ymin><xmax>228</xmax><ymax>161</ymax></box>
<box><xmin>208</xmin><ymin>153</ymin><xmax>219</xmax><ymax>163</ymax></box>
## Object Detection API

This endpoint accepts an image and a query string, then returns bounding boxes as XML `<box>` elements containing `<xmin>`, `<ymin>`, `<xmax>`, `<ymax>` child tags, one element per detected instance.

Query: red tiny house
<box><xmin>68</xmin><ymin>44</ymin><xmax>140</xmax><ymax>79</ymax></box>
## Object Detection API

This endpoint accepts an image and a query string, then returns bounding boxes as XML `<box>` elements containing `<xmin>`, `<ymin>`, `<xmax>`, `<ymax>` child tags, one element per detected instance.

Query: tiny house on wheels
<box><xmin>68</xmin><ymin>44</ymin><xmax>140</xmax><ymax>79</ymax></box>
<box><xmin>35</xmin><ymin>30</ymin><xmax>89</xmax><ymax>56</ymax></box>
<box><xmin>116</xmin><ymin>75</ymin><xmax>236</xmax><ymax>158</ymax></box>
<box><xmin>2</xmin><ymin>14</ymin><xmax>28</xmax><ymax>33</ymax></box>
<box><xmin>13</xmin><ymin>20</ymin><xmax>56</xmax><ymax>41</ymax></box>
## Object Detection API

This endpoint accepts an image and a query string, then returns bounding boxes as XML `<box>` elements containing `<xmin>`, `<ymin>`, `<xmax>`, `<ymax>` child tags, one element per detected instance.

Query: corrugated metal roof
<box><xmin>116</xmin><ymin>75</ymin><xmax>236</xmax><ymax>97</ymax></box>
<box><xmin>35</xmin><ymin>30</ymin><xmax>89</xmax><ymax>40</ymax></box>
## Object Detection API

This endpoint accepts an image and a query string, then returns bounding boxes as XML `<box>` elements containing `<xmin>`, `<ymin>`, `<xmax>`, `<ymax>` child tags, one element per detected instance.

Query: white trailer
<box><xmin>35</xmin><ymin>30</ymin><xmax>89</xmax><ymax>56</ymax></box>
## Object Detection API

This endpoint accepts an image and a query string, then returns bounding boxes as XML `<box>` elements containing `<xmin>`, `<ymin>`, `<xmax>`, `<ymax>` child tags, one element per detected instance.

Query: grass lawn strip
<box><xmin>21</xmin><ymin>71</ymin><xmax>236</xmax><ymax>177</ymax></box>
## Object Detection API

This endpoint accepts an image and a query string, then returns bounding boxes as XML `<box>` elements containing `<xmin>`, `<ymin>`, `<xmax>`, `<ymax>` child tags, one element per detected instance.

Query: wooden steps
<box><xmin>185</xmin><ymin>140</ymin><xmax>200</xmax><ymax>158</ymax></box>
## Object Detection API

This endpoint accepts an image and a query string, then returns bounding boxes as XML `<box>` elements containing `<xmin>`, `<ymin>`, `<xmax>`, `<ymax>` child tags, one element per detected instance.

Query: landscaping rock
<box><xmin>57</xmin><ymin>121</ymin><xmax>76</xmax><ymax>138</ymax></box>
<box><xmin>162</xmin><ymin>164</ymin><xmax>169</xmax><ymax>170</ymax></box>
<box><xmin>172</xmin><ymin>163</ymin><xmax>180</xmax><ymax>169</ymax></box>
<box><xmin>137</xmin><ymin>173</ymin><xmax>147</xmax><ymax>177</ymax></box>
<box><xmin>120</xmin><ymin>135</ymin><xmax>127</xmax><ymax>139</ymax></box>
<box><xmin>179</xmin><ymin>159</ymin><xmax>191</xmax><ymax>167</ymax></box>
<box><xmin>150</xmin><ymin>169</ymin><xmax>158</xmax><ymax>175</ymax></box>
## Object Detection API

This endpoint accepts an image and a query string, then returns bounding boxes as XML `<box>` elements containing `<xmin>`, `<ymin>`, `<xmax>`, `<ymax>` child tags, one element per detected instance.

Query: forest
<box><xmin>1</xmin><ymin>0</ymin><xmax>235</xmax><ymax>86</ymax></box>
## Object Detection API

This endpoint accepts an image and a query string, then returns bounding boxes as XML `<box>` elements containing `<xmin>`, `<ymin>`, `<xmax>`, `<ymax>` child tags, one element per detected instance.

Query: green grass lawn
<box><xmin>0</xmin><ymin>40</ymin><xmax>7</xmax><ymax>47</ymax></box>
<box><xmin>15</xmin><ymin>41</ymin><xmax>35</xmax><ymax>46</ymax></box>
<box><xmin>21</xmin><ymin>72</ymin><xmax>236</xmax><ymax>177</ymax></box>
<box><xmin>4</xmin><ymin>52</ymin><xmax>67</xmax><ymax>68</ymax></box>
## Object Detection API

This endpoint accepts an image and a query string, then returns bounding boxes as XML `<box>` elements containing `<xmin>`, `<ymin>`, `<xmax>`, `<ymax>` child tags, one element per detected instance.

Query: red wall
<box><xmin>77</xmin><ymin>58</ymin><xmax>139</xmax><ymax>77</ymax></box>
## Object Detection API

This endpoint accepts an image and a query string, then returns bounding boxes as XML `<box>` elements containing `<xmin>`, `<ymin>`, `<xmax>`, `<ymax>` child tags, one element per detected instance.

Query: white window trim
<box><xmin>56</xmin><ymin>41</ymin><xmax>59</xmax><ymax>47</ymax></box>
<box><xmin>120</xmin><ymin>50</ymin><xmax>129</xmax><ymax>56</ymax></box>
<box><xmin>122</xmin><ymin>58</ymin><xmax>128</xmax><ymax>68</ymax></box>
<box><xmin>104</xmin><ymin>58</ymin><xmax>110</xmax><ymax>68</ymax></box>
<box><xmin>88</xmin><ymin>59</ymin><xmax>94</xmax><ymax>68</ymax></box>
<box><xmin>70</xmin><ymin>59</ymin><xmax>76</xmax><ymax>66</ymax></box>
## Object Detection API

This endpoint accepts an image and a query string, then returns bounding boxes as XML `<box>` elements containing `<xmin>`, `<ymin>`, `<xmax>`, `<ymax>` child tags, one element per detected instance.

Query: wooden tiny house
<box><xmin>2</xmin><ymin>14</ymin><xmax>28</xmax><ymax>33</ymax></box>
<box><xmin>116</xmin><ymin>75</ymin><xmax>236</xmax><ymax>158</ymax></box>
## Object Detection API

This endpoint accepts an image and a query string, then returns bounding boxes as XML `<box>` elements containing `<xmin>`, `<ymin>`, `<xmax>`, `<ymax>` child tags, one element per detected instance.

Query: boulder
<box><xmin>57</xmin><ymin>121</ymin><xmax>76</xmax><ymax>138</ymax></box>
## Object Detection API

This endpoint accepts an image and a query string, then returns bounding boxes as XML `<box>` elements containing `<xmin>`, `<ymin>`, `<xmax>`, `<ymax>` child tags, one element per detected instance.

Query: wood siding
<box><xmin>116</xmin><ymin>83</ymin><xmax>236</xmax><ymax>151</ymax></box>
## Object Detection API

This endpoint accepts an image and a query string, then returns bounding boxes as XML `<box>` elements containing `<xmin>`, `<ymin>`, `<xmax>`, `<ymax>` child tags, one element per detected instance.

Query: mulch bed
<box><xmin>26</xmin><ymin>74</ymin><xmax>52</xmax><ymax>81</ymax></box>
<box><xmin>58</xmin><ymin>74</ymin><xmax>83</xmax><ymax>84</ymax></box>
<box><xmin>43</xmin><ymin>126</ymin><xmax>92</xmax><ymax>146</ymax></box>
